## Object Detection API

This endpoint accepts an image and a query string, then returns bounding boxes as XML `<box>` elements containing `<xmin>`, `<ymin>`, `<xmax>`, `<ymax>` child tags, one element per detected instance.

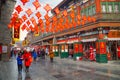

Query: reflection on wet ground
<box><xmin>0</xmin><ymin>57</ymin><xmax>120</xmax><ymax>80</ymax></box>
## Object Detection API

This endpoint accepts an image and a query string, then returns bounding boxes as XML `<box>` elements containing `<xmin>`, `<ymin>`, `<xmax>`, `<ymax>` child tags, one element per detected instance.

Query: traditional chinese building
<box><xmin>30</xmin><ymin>0</ymin><xmax>120</xmax><ymax>62</ymax></box>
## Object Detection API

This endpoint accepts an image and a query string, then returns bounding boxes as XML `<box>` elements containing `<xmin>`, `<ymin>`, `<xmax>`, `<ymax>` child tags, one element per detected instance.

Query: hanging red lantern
<box><xmin>59</xmin><ymin>17</ymin><xmax>64</xmax><ymax>23</ymax></box>
<box><xmin>63</xmin><ymin>10</ymin><xmax>67</xmax><ymax>17</ymax></box>
<box><xmin>77</xmin><ymin>21</ymin><xmax>81</xmax><ymax>25</ymax></box>
<box><xmin>26</xmin><ymin>8</ymin><xmax>33</xmax><ymax>17</ymax></box>
<box><xmin>12</xmin><ymin>12</ymin><xmax>18</xmax><ymax>18</ymax></box>
<box><xmin>45</xmin><ymin>20</ymin><xmax>50</xmax><ymax>26</ymax></box>
<box><xmin>44</xmin><ymin>4</ymin><xmax>52</xmax><ymax>13</ymax></box>
<box><xmin>26</xmin><ymin>27</ymin><xmax>30</xmax><ymax>31</ymax></box>
<box><xmin>44</xmin><ymin>14</ymin><xmax>50</xmax><ymax>20</ymax></box>
<box><xmin>20</xmin><ymin>0</ymin><xmax>29</xmax><ymax>5</ymax></box>
<box><xmin>32</xmin><ymin>20</ymin><xmax>37</xmax><ymax>27</ymax></box>
<box><xmin>29</xmin><ymin>25</ymin><xmax>33</xmax><ymax>31</ymax></box>
<box><xmin>52</xmin><ymin>16</ymin><xmax>57</xmax><ymax>21</ymax></box>
<box><xmin>36</xmin><ymin>11</ymin><xmax>41</xmax><ymax>19</ymax></box>
<box><xmin>32</xmin><ymin>0</ymin><xmax>41</xmax><ymax>10</ymax></box>
<box><xmin>54</xmin><ymin>7</ymin><xmax>60</xmax><ymax>14</ymax></box>
<box><xmin>82</xmin><ymin>15</ymin><xmax>87</xmax><ymax>21</ymax></box>
<box><xmin>91</xmin><ymin>17</ymin><xmax>96</xmax><ymax>22</ymax></box>
<box><xmin>87</xmin><ymin>16</ymin><xmax>92</xmax><ymax>22</ymax></box>
<box><xmin>8</xmin><ymin>23</ymin><xmax>13</xmax><ymax>29</ymax></box>
<box><xmin>77</xmin><ymin>14</ymin><xmax>81</xmax><ymax>20</ymax></box>
<box><xmin>26</xmin><ymin>20</ymin><xmax>31</xmax><ymax>26</ymax></box>
<box><xmin>70</xmin><ymin>11</ymin><xmax>75</xmax><ymax>19</ymax></box>
<box><xmin>38</xmin><ymin>18</ymin><xmax>43</xmax><ymax>24</ymax></box>
<box><xmin>21</xmin><ymin>24</ymin><xmax>27</xmax><ymax>31</ymax></box>
<box><xmin>22</xmin><ymin>14</ymin><xmax>27</xmax><ymax>22</ymax></box>
<box><xmin>15</xmin><ymin>5</ymin><xmax>23</xmax><ymax>14</ymax></box>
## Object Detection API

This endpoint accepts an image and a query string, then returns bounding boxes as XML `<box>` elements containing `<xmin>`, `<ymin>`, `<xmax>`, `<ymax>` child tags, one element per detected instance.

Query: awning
<box><xmin>107</xmin><ymin>38</ymin><xmax>120</xmax><ymax>41</ymax></box>
<box><xmin>81</xmin><ymin>38</ymin><xmax>97</xmax><ymax>42</ymax></box>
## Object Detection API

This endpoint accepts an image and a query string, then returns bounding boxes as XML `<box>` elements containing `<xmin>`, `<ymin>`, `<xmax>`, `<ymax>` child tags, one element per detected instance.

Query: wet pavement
<box><xmin>0</xmin><ymin>57</ymin><xmax>120</xmax><ymax>80</ymax></box>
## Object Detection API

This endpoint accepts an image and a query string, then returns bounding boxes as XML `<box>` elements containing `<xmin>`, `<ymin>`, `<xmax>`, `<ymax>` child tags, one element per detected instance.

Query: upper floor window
<box><xmin>114</xmin><ymin>5</ymin><xmax>119</xmax><ymax>13</ymax></box>
<box><xmin>92</xmin><ymin>6</ymin><xmax>96</xmax><ymax>15</ymax></box>
<box><xmin>108</xmin><ymin>5</ymin><xmax>113</xmax><ymax>13</ymax></box>
<box><xmin>102</xmin><ymin>5</ymin><xmax>106</xmax><ymax>13</ymax></box>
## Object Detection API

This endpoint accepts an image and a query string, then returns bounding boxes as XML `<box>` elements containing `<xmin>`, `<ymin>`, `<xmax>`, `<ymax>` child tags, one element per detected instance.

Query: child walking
<box><xmin>17</xmin><ymin>53</ymin><xmax>23</xmax><ymax>74</ymax></box>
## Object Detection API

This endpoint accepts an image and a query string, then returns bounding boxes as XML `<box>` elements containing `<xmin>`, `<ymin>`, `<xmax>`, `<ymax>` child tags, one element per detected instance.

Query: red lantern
<box><xmin>26</xmin><ymin>8</ymin><xmax>33</xmax><ymax>17</ymax></box>
<box><xmin>22</xmin><ymin>14</ymin><xmax>27</xmax><ymax>22</ymax></box>
<box><xmin>26</xmin><ymin>20</ymin><xmax>31</xmax><ymax>26</ymax></box>
<box><xmin>52</xmin><ymin>16</ymin><xmax>57</xmax><ymax>21</ymax></box>
<box><xmin>21</xmin><ymin>24</ymin><xmax>27</xmax><ymax>31</ymax></box>
<box><xmin>36</xmin><ymin>11</ymin><xmax>41</xmax><ymax>19</ymax></box>
<box><xmin>12</xmin><ymin>12</ymin><xmax>18</xmax><ymax>18</ymax></box>
<box><xmin>20</xmin><ymin>0</ymin><xmax>29</xmax><ymax>5</ymax></box>
<box><xmin>30</xmin><ymin>17</ymin><xmax>35</xmax><ymax>23</ymax></box>
<box><xmin>44</xmin><ymin>4</ymin><xmax>52</xmax><ymax>12</ymax></box>
<box><xmin>70</xmin><ymin>11</ymin><xmax>75</xmax><ymax>19</ymax></box>
<box><xmin>88</xmin><ymin>16</ymin><xmax>92</xmax><ymax>22</ymax></box>
<box><xmin>29</xmin><ymin>25</ymin><xmax>33</xmax><ymax>31</ymax></box>
<box><xmin>15</xmin><ymin>5</ymin><xmax>23</xmax><ymax>14</ymax></box>
<box><xmin>45</xmin><ymin>20</ymin><xmax>50</xmax><ymax>26</ymax></box>
<box><xmin>91</xmin><ymin>17</ymin><xmax>96</xmax><ymax>22</ymax></box>
<box><xmin>44</xmin><ymin>14</ymin><xmax>50</xmax><ymax>20</ymax></box>
<box><xmin>77</xmin><ymin>14</ymin><xmax>81</xmax><ymax>20</ymax></box>
<box><xmin>63</xmin><ymin>10</ymin><xmax>67</xmax><ymax>17</ymax></box>
<box><xmin>38</xmin><ymin>18</ymin><xmax>43</xmax><ymax>24</ymax></box>
<box><xmin>26</xmin><ymin>27</ymin><xmax>30</xmax><ymax>31</ymax></box>
<box><xmin>82</xmin><ymin>15</ymin><xmax>87</xmax><ymax>21</ymax></box>
<box><xmin>54</xmin><ymin>7</ymin><xmax>60</xmax><ymax>14</ymax></box>
<box><xmin>32</xmin><ymin>0</ymin><xmax>41</xmax><ymax>10</ymax></box>
<box><xmin>8</xmin><ymin>23</ymin><xmax>13</xmax><ymax>29</ymax></box>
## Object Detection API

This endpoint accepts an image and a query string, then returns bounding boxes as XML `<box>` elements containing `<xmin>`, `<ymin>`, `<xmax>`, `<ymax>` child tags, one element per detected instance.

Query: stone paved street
<box><xmin>0</xmin><ymin>57</ymin><xmax>120</xmax><ymax>80</ymax></box>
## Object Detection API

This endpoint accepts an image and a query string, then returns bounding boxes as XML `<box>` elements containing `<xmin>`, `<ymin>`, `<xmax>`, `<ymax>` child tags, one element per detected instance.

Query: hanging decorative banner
<box><xmin>15</xmin><ymin>5</ymin><xmax>23</xmax><ymax>14</ymax></box>
<box><xmin>32</xmin><ymin>0</ymin><xmax>41</xmax><ymax>10</ymax></box>
<box><xmin>36</xmin><ymin>11</ymin><xmax>41</xmax><ymax>19</ymax></box>
<box><xmin>14</xmin><ymin>27</ymin><xmax>20</xmax><ymax>39</ymax></box>
<box><xmin>44</xmin><ymin>4</ymin><xmax>52</xmax><ymax>12</ymax></box>
<box><xmin>26</xmin><ymin>8</ymin><xmax>33</xmax><ymax>17</ymax></box>
<box><xmin>20</xmin><ymin>0</ymin><xmax>29</xmax><ymax>5</ymax></box>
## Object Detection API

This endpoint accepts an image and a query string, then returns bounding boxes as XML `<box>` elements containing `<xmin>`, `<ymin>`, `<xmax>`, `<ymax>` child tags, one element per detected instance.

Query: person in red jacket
<box><xmin>117</xmin><ymin>46</ymin><xmax>120</xmax><ymax>59</ymax></box>
<box><xmin>23</xmin><ymin>49</ymin><xmax>32</xmax><ymax>72</ymax></box>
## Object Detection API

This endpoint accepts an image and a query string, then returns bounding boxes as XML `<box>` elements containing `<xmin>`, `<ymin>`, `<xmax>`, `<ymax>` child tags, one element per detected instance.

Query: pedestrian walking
<box><xmin>23</xmin><ymin>49</ymin><xmax>32</xmax><ymax>72</ymax></box>
<box><xmin>32</xmin><ymin>49</ymin><xmax>37</xmax><ymax>62</ymax></box>
<box><xmin>45</xmin><ymin>47</ymin><xmax>49</xmax><ymax>56</ymax></box>
<box><xmin>17</xmin><ymin>53</ymin><xmax>23</xmax><ymax>74</ymax></box>
<box><xmin>49</xmin><ymin>49</ymin><xmax>54</xmax><ymax>63</ymax></box>
<box><xmin>41</xmin><ymin>49</ymin><xmax>45</xmax><ymax>59</ymax></box>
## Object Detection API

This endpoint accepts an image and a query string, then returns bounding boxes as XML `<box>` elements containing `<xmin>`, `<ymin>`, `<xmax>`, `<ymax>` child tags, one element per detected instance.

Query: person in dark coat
<box><xmin>41</xmin><ymin>49</ymin><xmax>45</xmax><ymax>59</ymax></box>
